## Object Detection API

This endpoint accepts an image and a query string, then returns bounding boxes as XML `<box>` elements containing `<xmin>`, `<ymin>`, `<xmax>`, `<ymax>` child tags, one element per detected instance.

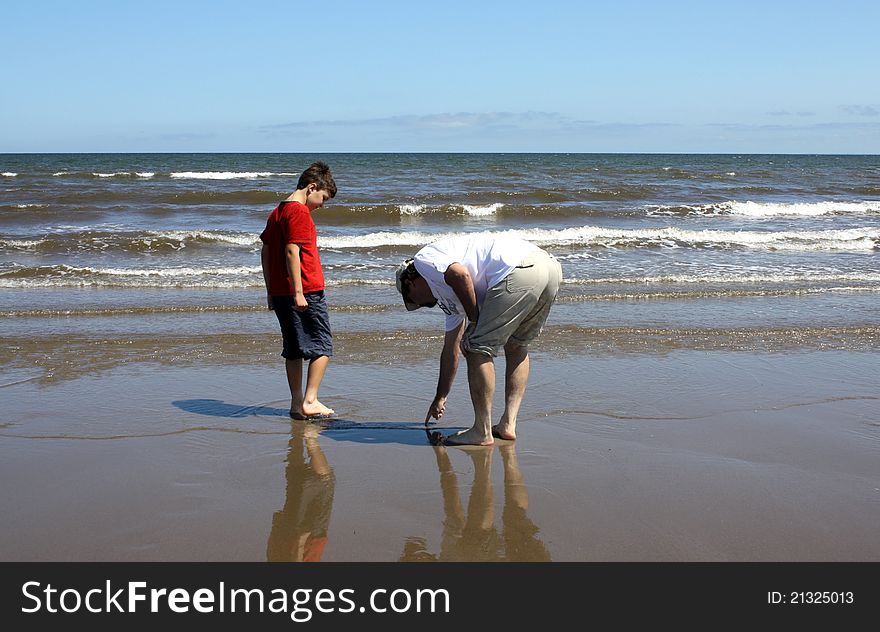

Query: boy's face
<box><xmin>305</xmin><ymin>184</ymin><xmax>332</xmax><ymax>211</ymax></box>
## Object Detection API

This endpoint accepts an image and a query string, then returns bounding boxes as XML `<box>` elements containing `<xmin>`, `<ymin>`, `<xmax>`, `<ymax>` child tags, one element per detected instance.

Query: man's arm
<box><xmin>443</xmin><ymin>263</ymin><xmax>478</xmax><ymax>322</ymax></box>
<box><xmin>286</xmin><ymin>243</ymin><xmax>308</xmax><ymax>311</ymax></box>
<box><xmin>426</xmin><ymin>320</ymin><xmax>465</xmax><ymax>423</ymax></box>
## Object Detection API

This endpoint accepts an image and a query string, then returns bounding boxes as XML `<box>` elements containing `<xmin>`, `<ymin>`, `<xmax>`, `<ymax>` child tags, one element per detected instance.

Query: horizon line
<box><xmin>2</xmin><ymin>151</ymin><xmax>879</xmax><ymax>157</ymax></box>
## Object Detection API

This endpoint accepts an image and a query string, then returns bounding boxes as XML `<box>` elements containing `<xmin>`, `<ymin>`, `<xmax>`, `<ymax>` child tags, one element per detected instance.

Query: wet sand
<box><xmin>2</xmin><ymin>345</ymin><xmax>878</xmax><ymax>562</ymax></box>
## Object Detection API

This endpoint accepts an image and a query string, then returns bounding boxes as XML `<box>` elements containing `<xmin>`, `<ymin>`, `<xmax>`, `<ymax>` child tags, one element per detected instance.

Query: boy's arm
<box><xmin>260</xmin><ymin>243</ymin><xmax>272</xmax><ymax>309</ymax></box>
<box><xmin>443</xmin><ymin>263</ymin><xmax>479</xmax><ymax>322</ymax></box>
<box><xmin>286</xmin><ymin>243</ymin><xmax>309</xmax><ymax>311</ymax></box>
<box><xmin>426</xmin><ymin>320</ymin><xmax>465</xmax><ymax>423</ymax></box>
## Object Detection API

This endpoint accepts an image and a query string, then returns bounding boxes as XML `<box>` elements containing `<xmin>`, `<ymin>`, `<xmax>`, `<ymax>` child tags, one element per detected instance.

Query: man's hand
<box><xmin>266</xmin><ymin>294</ymin><xmax>274</xmax><ymax>310</ymax></box>
<box><xmin>293</xmin><ymin>292</ymin><xmax>309</xmax><ymax>312</ymax></box>
<box><xmin>425</xmin><ymin>396</ymin><xmax>447</xmax><ymax>424</ymax></box>
<box><xmin>460</xmin><ymin>321</ymin><xmax>477</xmax><ymax>355</ymax></box>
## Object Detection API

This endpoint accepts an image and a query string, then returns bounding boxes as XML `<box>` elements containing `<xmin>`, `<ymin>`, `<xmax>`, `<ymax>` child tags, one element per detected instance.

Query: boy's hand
<box><xmin>266</xmin><ymin>294</ymin><xmax>273</xmax><ymax>310</ymax></box>
<box><xmin>294</xmin><ymin>292</ymin><xmax>309</xmax><ymax>312</ymax></box>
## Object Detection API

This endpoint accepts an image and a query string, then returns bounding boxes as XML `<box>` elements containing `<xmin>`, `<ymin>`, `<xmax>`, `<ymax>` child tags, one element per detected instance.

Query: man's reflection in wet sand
<box><xmin>401</xmin><ymin>443</ymin><xmax>550</xmax><ymax>561</ymax></box>
<box><xmin>267</xmin><ymin>422</ymin><xmax>335</xmax><ymax>562</ymax></box>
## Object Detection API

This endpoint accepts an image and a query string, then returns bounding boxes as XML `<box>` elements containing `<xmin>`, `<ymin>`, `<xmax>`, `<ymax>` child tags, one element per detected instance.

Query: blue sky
<box><xmin>2</xmin><ymin>0</ymin><xmax>879</xmax><ymax>153</ymax></box>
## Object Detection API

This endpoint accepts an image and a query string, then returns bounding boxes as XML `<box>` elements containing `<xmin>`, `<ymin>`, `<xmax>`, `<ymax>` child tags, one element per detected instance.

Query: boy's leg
<box><xmin>285</xmin><ymin>358</ymin><xmax>304</xmax><ymax>416</ymax></box>
<box><xmin>302</xmin><ymin>355</ymin><xmax>334</xmax><ymax>417</ymax></box>
<box><xmin>293</xmin><ymin>292</ymin><xmax>334</xmax><ymax>418</ymax></box>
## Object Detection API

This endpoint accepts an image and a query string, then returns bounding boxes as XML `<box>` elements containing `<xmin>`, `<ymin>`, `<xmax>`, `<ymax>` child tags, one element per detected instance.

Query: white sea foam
<box><xmin>14</xmin><ymin>203</ymin><xmax>49</xmax><ymax>209</ymax></box>
<box><xmin>91</xmin><ymin>265</ymin><xmax>261</xmax><ymax>277</ymax></box>
<box><xmin>0</xmin><ymin>264</ymin><xmax>262</xmax><ymax>288</ymax></box>
<box><xmin>136</xmin><ymin>172</ymin><xmax>155</xmax><ymax>178</ymax></box>
<box><xmin>727</xmin><ymin>200</ymin><xmax>880</xmax><ymax>217</ymax></box>
<box><xmin>325</xmin><ymin>278</ymin><xmax>392</xmax><ymax>286</ymax></box>
<box><xmin>93</xmin><ymin>172</ymin><xmax>129</xmax><ymax>178</ymax></box>
<box><xmin>399</xmin><ymin>204</ymin><xmax>427</xmax><ymax>215</ymax></box>
<box><xmin>144</xmin><ymin>230</ymin><xmax>260</xmax><ymax>247</ymax></box>
<box><xmin>461</xmin><ymin>203</ymin><xmax>503</xmax><ymax>217</ymax></box>
<box><xmin>170</xmin><ymin>171</ymin><xmax>277</xmax><ymax>180</ymax></box>
<box><xmin>319</xmin><ymin>225</ymin><xmax>880</xmax><ymax>252</ymax></box>
<box><xmin>648</xmin><ymin>200</ymin><xmax>880</xmax><ymax>217</ymax></box>
<box><xmin>568</xmin><ymin>272</ymin><xmax>880</xmax><ymax>285</ymax></box>
<box><xmin>320</xmin><ymin>231</ymin><xmax>434</xmax><ymax>248</ymax></box>
<box><xmin>52</xmin><ymin>172</ymin><xmax>68</xmax><ymax>176</ymax></box>
<box><xmin>0</xmin><ymin>238</ymin><xmax>44</xmax><ymax>248</ymax></box>
<box><xmin>1</xmin><ymin>172</ymin><xmax>17</xmax><ymax>177</ymax></box>
<box><xmin>0</xmin><ymin>278</ymin><xmax>262</xmax><ymax>289</ymax></box>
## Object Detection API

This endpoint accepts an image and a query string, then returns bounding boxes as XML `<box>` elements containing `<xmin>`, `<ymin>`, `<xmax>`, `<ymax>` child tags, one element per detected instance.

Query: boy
<box><xmin>260</xmin><ymin>161</ymin><xmax>337</xmax><ymax>420</ymax></box>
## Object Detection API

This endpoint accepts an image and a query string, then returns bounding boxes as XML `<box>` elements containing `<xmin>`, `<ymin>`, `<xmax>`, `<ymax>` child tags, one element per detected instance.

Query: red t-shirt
<box><xmin>260</xmin><ymin>201</ymin><xmax>325</xmax><ymax>295</ymax></box>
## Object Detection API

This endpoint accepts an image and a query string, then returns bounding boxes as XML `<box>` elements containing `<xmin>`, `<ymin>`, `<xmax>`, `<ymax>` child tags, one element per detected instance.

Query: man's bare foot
<box><xmin>303</xmin><ymin>423</ymin><xmax>322</xmax><ymax>439</ymax></box>
<box><xmin>443</xmin><ymin>427</ymin><xmax>494</xmax><ymax>447</ymax></box>
<box><xmin>290</xmin><ymin>401</ymin><xmax>335</xmax><ymax>420</ymax></box>
<box><xmin>302</xmin><ymin>400</ymin><xmax>334</xmax><ymax>417</ymax></box>
<box><xmin>491</xmin><ymin>422</ymin><xmax>516</xmax><ymax>441</ymax></box>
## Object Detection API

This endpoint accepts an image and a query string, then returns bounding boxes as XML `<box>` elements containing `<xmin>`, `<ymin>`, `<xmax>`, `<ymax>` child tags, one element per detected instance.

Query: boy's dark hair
<box><xmin>297</xmin><ymin>161</ymin><xmax>337</xmax><ymax>198</ymax></box>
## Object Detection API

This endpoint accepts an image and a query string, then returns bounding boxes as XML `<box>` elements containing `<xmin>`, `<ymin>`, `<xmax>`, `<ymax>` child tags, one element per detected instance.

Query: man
<box><xmin>396</xmin><ymin>234</ymin><xmax>562</xmax><ymax>445</ymax></box>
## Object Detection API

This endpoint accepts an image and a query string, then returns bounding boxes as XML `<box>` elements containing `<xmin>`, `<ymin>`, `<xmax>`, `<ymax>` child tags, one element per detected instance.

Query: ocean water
<box><xmin>3</xmin><ymin>154</ymin><xmax>880</xmax><ymax>563</ymax></box>
<box><xmin>2</xmin><ymin>153</ymin><xmax>879</xmax><ymax>363</ymax></box>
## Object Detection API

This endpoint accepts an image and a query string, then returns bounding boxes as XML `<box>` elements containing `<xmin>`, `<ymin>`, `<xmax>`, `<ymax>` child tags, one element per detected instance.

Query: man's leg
<box><xmin>465</xmin><ymin>447</ymin><xmax>495</xmax><ymax>531</ymax></box>
<box><xmin>493</xmin><ymin>341</ymin><xmax>529</xmax><ymax>440</ymax></box>
<box><xmin>445</xmin><ymin>352</ymin><xmax>495</xmax><ymax>446</ymax></box>
<box><xmin>285</xmin><ymin>358</ymin><xmax>304</xmax><ymax>416</ymax></box>
<box><xmin>302</xmin><ymin>355</ymin><xmax>334</xmax><ymax>417</ymax></box>
<box><xmin>434</xmin><ymin>446</ymin><xmax>465</xmax><ymax>533</ymax></box>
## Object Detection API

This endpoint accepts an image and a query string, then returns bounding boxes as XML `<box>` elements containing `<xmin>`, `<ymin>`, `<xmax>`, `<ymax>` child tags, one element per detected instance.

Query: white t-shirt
<box><xmin>413</xmin><ymin>234</ymin><xmax>539</xmax><ymax>331</ymax></box>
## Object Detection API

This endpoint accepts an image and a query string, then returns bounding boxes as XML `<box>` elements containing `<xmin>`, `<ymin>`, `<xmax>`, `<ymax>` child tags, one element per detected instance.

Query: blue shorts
<box><xmin>272</xmin><ymin>291</ymin><xmax>333</xmax><ymax>360</ymax></box>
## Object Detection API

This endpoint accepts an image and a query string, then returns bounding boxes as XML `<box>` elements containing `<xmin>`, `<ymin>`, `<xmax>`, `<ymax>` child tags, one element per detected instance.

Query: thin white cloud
<box><xmin>260</xmin><ymin>112</ymin><xmax>676</xmax><ymax>137</ymax></box>
<box><xmin>767</xmin><ymin>111</ymin><xmax>815</xmax><ymax>117</ymax></box>
<box><xmin>842</xmin><ymin>105</ymin><xmax>879</xmax><ymax>117</ymax></box>
<box><xmin>157</xmin><ymin>132</ymin><xmax>217</xmax><ymax>141</ymax></box>
<box><xmin>248</xmin><ymin>112</ymin><xmax>879</xmax><ymax>153</ymax></box>
<box><xmin>264</xmin><ymin>111</ymin><xmax>570</xmax><ymax>131</ymax></box>
<box><xmin>710</xmin><ymin>121</ymin><xmax>880</xmax><ymax>132</ymax></box>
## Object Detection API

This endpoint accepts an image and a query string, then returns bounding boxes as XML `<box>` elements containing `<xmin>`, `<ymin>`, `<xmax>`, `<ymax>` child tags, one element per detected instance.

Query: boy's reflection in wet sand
<box><xmin>401</xmin><ymin>443</ymin><xmax>550</xmax><ymax>561</ymax></box>
<box><xmin>267</xmin><ymin>422</ymin><xmax>335</xmax><ymax>562</ymax></box>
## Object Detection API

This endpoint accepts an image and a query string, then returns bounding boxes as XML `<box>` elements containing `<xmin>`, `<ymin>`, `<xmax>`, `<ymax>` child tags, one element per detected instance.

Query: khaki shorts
<box><xmin>467</xmin><ymin>249</ymin><xmax>562</xmax><ymax>357</ymax></box>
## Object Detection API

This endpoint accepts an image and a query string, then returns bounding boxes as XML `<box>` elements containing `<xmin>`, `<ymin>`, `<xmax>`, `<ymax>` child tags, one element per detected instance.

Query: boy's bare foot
<box><xmin>443</xmin><ymin>427</ymin><xmax>494</xmax><ymax>447</ymax></box>
<box><xmin>491</xmin><ymin>422</ymin><xmax>516</xmax><ymax>441</ymax></box>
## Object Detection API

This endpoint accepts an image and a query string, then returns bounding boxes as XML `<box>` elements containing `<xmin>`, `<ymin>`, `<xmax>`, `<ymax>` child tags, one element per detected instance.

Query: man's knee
<box><xmin>466</xmin><ymin>350</ymin><xmax>495</xmax><ymax>367</ymax></box>
<box><xmin>504</xmin><ymin>339</ymin><xmax>528</xmax><ymax>354</ymax></box>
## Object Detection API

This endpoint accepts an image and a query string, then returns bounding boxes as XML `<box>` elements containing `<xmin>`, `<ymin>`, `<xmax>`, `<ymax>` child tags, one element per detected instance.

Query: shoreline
<box><xmin>2</xmin><ymin>348</ymin><xmax>877</xmax><ymax>561</ymax></box>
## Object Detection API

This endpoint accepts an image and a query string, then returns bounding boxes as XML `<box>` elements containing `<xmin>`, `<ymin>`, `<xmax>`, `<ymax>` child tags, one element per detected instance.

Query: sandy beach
<box><xmin>2</xmin><ymin>338</ymin><xmax>877</xmax><ymax>562</ymax></box>
<box><xmin>2</xmin><ymin>153</ymin><xmax>879</xmax><ymax>562</ymax></box>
